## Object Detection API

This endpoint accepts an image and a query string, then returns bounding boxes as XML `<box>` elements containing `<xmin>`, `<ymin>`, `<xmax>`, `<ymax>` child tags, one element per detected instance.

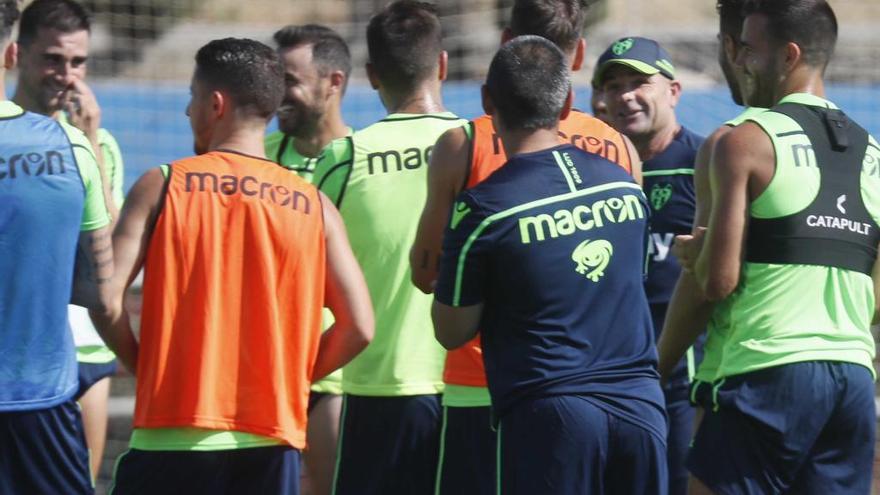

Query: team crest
<box><xmin>571</xmin><ymin>239</ymin><xmax>614</xmax><ymax>282</ymax></box>
<box><xmin>650</xmin><ymin>183</ymin><xmax>673</xmax><ymax>210</ymax></box>
<box><xmin>612</xmin><ymin>38</ymin><xmax>634</xmax><ymax>55</ymax></box>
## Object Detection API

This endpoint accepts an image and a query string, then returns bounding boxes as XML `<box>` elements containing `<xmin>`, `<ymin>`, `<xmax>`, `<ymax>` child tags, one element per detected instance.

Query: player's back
<box><xmin>438</xmin><ymin>144</ymin><xmax>663</xmax><ymax>428</ymax></box>
<box><xmin>0</xmin><ymin>107</ymin><xmax>93</xmax><ymax>411</ymax></box>
<box><xmin>314</xmin><ymin>112</ymin><xmax>465</xmax><ymax>395</ymax></box>
<box><xmin>136</xmin><ymin>151</ymin><xmax>325</xmax><ymax>448</ymax></box>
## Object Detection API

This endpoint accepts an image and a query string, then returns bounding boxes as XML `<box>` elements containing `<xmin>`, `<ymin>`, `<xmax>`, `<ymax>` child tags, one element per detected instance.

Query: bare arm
<box><xmin>89</xmin><ymin>167</ymin><xmax>166</xmax><ymax>373</ymax></box>
<box><xmin>695</xmin><ymin>123</ymin><xmax>770</xmax><ymax>300</ymax></box>
<box><xmin>872</xmin><ymin>244</ymin><xmax>880</xmax><ymax>325</ymax></box>
<box><xmin>432</xmin><ymin>301</ymin><xmax>482</xmax><ymax>350</ymax></box>
<box><xmin>312</xmin><ymin>191</ymin><xmax>375</xmax><ymax>381</ymax></box>
<box><xmin>656</xmin><ymin>127</ymin><xmax>728</xmax><ymax>378</ymax></box>
<box><xmin>71</xmin><ymin>226</ymin><xmax>113</xmax><ymax>312</ymax></box>
<box><xmin>622</xmin><ymin>133</ymin><xmax>643</xmax><ymax>185</ymax></box>
<box><xmin>63</xmin><ymin>78</ymin><xmax>119</xmax><ymax>222</ymax></box>
<box><xmin>410</xmin><ymin>126</ymin><xmax>470</xmax><ymax>293</ymax></box>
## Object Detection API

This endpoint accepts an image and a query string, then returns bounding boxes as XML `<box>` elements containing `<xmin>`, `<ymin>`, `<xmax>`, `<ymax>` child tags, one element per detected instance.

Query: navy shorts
<box><xmin>110</xmin><ymin>445</ymin><xmax>300</xmax><ymax>495</ymax></box>
<box><xmin>664</xmin><ymin>382</ymin><xmax>695</xmax><ymax>495</ymax></box>
<box><xmin>688</xmin><ymin>361</ymin><xmax>876</xmax><ymax>495</ymax></box>
<box><xmin>434</xmin><ymin>405</ymin><xmax>496</xmax><ymax>495</ymax></box>
<box><xmin>0</xmin><ymin>400</ymin><xmax>92</xmax><ymax>494</ymax></box>
<box><xmin>75</xmin><ymin>359</ymin><xmax>118</xmax><ymax>400</ymax></box>
<box><xmin>333</xmin><ymin>394</ymin><xmax>442</xmax><ymax>495</ymax></box>
<box><xmin>498</xmin><ymin>394</ymin><xmax>668</xmax><ymax>495</ymax></box>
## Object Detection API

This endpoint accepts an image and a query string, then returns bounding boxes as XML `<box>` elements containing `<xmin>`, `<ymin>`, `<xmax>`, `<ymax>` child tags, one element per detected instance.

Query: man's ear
<box><xmin>559</xmin><ymin>87</ymin><xmax>573</xmax><ymax>121</ymax></box>
<box><xmin>211</xmin><ymin>90</ymin><xmax>226</xmax><ymax>119</ymax></box>
<box><xmin>481</xmin><ymin>84</ymin><xmax>495</xmax><ymax>121</ymax></box>
<box><xmin>4</xmin><ymin>41</ymin><xmax>17</xmax><ymax>70</ymax></box>
<box><xmin>328</xmin><ymin>70</ymin><xmax>346</xmax><ymax>97</ymax></box>
<box><xmin>500</xmin><ymin>27</ymin><xmax>514</xmax><ymax>45</ymax></box>
<box><xmin>668</xmin><ymin>80</ymin><xmax>682</xmax><ymax>108</ymax></box>
<box><xmin>783</xmin><ymin>41</ymin><xmax>802</xmax><ymax>74</ymax></box>
<box><xmin>438</xmin><ymin>50</ymin><xmax>448</xmax><ymax>82</ymax></box>
<box><xmin>722</xmin><ymin>33</ymin><xmax>738</xmax><ymax>66</ymax></box>
<box><xmin>366</xmin><ymin>62</ymin><xmax>380</xmax><ymax>90</ymax></box>
<box><xmin>571</xmin><ymin>38</ymin><xmax>586</xmax><ymax>71</ymax></box>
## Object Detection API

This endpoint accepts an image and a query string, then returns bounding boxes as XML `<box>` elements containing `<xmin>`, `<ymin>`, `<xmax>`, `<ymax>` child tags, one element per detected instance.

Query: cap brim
<box><xmin>593</xmin><ymin>59</ymin><xmax>661</xmax><ymax>86</ymax></box>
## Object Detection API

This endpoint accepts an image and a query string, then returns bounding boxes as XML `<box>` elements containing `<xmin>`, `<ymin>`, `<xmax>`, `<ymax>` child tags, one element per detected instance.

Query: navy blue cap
<box><xmin>593</xmin><ymin>37</ymin><xmax>676</xmax><ymax>86</ymax></box>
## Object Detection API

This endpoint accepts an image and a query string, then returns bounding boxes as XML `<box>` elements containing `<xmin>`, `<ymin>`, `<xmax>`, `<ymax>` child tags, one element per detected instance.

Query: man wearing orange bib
<box><xmin>91</xmin><ymin>38</ymin><xmax>373</xmax><ymax>495</ymax></box>
<box><xmin>409</xmin><ymin>2</ymin><xmax>641</xmax><ymax>493</ymax></box>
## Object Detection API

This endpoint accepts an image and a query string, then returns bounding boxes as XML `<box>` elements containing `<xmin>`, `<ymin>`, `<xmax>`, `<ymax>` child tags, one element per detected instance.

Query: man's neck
<box><xmin>499</xmin><ymin>127</ymin><xmax>561</xmax><ymax>158</ymax></box>
<box><xmin>381</xmin><ymin>83</ymin><xmax>446</xmax><ymax>115</ymax></box>
<box><xmin>632</xmin><ymin>122</ymin><xmax>680</xmax><ymax>162</ymax></box>
<box><xmin>209</xmin><ymin>126</ymin><xmax>269</xmax><ymax>158</ymax></box>
<box><xmin>11</xmin><ymin>86</ymin><xmax>49</xmax><ymax>115</ymax></box>
<box><xmin>775</xmin><ymin>69</ymin><xmax>826</xmax><ymax>104</ymax></box>
<box><xmin>292</xmin><ymin>112</ymin><xmax>348</xmax><ymax>158</ymax></box>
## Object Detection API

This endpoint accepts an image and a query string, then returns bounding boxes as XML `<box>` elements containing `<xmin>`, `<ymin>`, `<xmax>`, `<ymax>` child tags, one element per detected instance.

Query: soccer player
<box><xmin>673</xmin><ymin>1</ymin><xmax>879</xmax><ymax>493</ymax></box>
<box><xmin>12</xmin><ymin>0</ymin><xmax>125</xmax><ymax>480</ymax></box>
<box><xmin>433</xmin><ymin>35</ymin><xmax>667</xmax><ymax>495</ymax></box>
<box><xmin>0</xmin><ymin>1</ymin><xmax>114</xmax><ymax>492</ymax></box>
<box><xmin>264</xmin><ymin>24</ymin><xmax>352</xmax><ymax>495</ymax></box>
<box><xmin>657</xmin><ymin>0</ymin><xmax>761</xmax><ymax>418</ymax></box>
<box><xmin>408</xmin><ymin>3</ymin><xmax>639</xmax><ymax>491</ymax></box>
<box><xmin>593</xmin><ymin>36</ymin><xmax>704</xmax><ymax>495</ymax></box>
<box><xmin>266</xmin><ymin>24</ymin><xmax>351</xmax><ymax>182</ymax></box>
<box><xmin>90</xmin><ymin>38</ymin><xmax>373</xmax><ymax>494</ymax></box>
<box><xmin>311</xmin><ymin>2</ymin><xmax>465</xmax><ymax>494</ymax></box>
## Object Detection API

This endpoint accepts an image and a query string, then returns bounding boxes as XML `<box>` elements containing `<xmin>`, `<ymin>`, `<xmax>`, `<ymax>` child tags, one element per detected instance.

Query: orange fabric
<box><xmin>466</xmin><ymin>110</ymin><xmax>633</xmax><ymax>188</ymax></box>
<box><xmin>136</xmin><ymin>151</ymin><xmax>326</xmax><ymax>449</ymax></box>
<box><xmin>445</xmin><ymin>111</ymin><xmax>634</xmax><ymax>387</ymax></box>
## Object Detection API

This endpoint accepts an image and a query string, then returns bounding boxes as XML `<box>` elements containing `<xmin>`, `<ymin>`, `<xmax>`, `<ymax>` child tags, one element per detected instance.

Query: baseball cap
<box><xmin>592</xmin><ymin>36</ymin><xmax>676</xmax><ymax>86</ymax></box>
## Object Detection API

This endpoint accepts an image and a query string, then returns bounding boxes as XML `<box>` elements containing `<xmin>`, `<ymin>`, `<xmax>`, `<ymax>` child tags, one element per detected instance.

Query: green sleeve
<box><xmin>60</xmin><ymin>122</ymin><xmax>111</xmax><ymax>231</ymax></box>
<box><xmin>265</xmin><ymin>130</ymin><xmax>284</xmax><ymax>163</ymax></box>
<box><xmin>98</xmin><ymin>128</ymin><xmax>125</xmax><ymax>208</ymax></box>
<box><xmin>313</xmin><ymin>135</ymin><xmax>354</xmax><ymax>206</ymax></box>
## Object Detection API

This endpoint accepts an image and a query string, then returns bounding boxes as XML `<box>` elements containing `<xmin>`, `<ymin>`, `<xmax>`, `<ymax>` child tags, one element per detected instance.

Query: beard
<box><xmin>277</xmin><ymin>101</ymin><xmax>323</xmax><ymax>139</ymax></box>
<box><xmin>719</xmin><ymin>58</ymin><xmax>744</xmax><ymax>107</ymax></box>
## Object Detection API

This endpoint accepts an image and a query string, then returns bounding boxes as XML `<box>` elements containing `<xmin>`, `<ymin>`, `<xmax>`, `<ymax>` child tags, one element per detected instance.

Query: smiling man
<box><xmin>265</xmin><ymin>24</ymin><xmax>351</xmax><ymax>183</ymax></box>
<box><xmin>594</xmin><ymin>36</ymin><xmax>704</xmax><ymax>495</ymax></box>
<box><xmin>673</xmin><ymin>1</ymin><xmax>879</xmax><ymax>493</ymax></box>
<box><xmin>12</xmin><ymin>0</ymin><xmax>125</xmax><ymax>483</ymax></box>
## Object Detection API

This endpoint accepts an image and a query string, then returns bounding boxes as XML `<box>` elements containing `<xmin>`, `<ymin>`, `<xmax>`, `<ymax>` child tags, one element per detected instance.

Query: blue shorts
<box><xmin>664</xmin><ymin>382</ymin><xmax>695</xmax><ymax>495</ymax></box>
<box><xmin>0</xmin><ymin>400</ymin><xmax>92</xmax><ymax>494</ymax></box>
<box><xmin>333</xmin><ymin>394</ymin><xmax>442</xmax><ymax>495</ymax></box>
<box><xmin>434</xmin><ymin>405</ymin><xmax>496</xmax><ymax>495</ymax></box>
<box><xmin>498</xmin><ymin>394</ymin><xmax>668</xmax><ymax>495</ymax></box>
<box><xmin>75</xmin><ymin>359</ymin><xmax>118</xmax><ymax>400</ymax></box>
<box><xmin>109</xmin><ymin>445</ymin><xmax>300</xmax><ymax>495</ymax></box>
<box><xmin>687</xmin><ymin>361</ymin><xmax>875</xmax><ymax>495</ymax></box>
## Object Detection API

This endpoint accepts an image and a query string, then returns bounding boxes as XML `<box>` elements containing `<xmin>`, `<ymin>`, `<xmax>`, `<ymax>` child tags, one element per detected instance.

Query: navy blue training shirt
<box><xmin>642</xmin><ymin>126</ymin><xmax>704</xmax><ymax>304</ymax></box>
<box><xmin>435</xmin><ymin>144</ymin><xmax>665</xmax><ymax>436</ymax></box>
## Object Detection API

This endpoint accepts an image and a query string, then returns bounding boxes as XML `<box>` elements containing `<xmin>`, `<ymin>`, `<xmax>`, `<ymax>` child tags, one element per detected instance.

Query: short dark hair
<box><xmin>716</xmin><ymin>0</ymin><xmax>747</xmax><ymax>38</ymax></box>
<box><xmin>194</xmin><ymin>38</ymin><xmax>284</xmax><ymax>120</ymax></box>
<box><xmin>486</xmin><ymin>35</ymin><xmax>570</xmax><ymax>130</ymax></box>
<box><xmin>742</xmin><ymin>0</ymin><xmax>837</xmax><ymax>70</ymax></box>
<box><xmin>366</xmin><ymin>1</ymin><xmax>443</xmax><ymax>93</ymax></box>
<box><xmin>509</xmin><ymin>0</ymin><xmax>587</xmax><ymax>53</ymax></box>
<box><xmin>0</xmin><ymin>0</ymin><xmax>19</xmax><ymax>42</ymax></box>
<box><xmin>18</xmin><ymin>0</ymin><xmax>90</xmax><ymax>47</ymax></box>
<box><xmin>274</xmin><ymin>24</ymin><xmax>352</xmax><ymax>91</ymax></box>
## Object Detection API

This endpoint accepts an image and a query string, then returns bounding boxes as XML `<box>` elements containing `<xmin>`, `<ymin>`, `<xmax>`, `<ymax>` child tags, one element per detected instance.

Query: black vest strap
<box><xmin>745</xmin><ymin>103</ymin><xmax>880</xmax><ymax>275</ymax></box>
